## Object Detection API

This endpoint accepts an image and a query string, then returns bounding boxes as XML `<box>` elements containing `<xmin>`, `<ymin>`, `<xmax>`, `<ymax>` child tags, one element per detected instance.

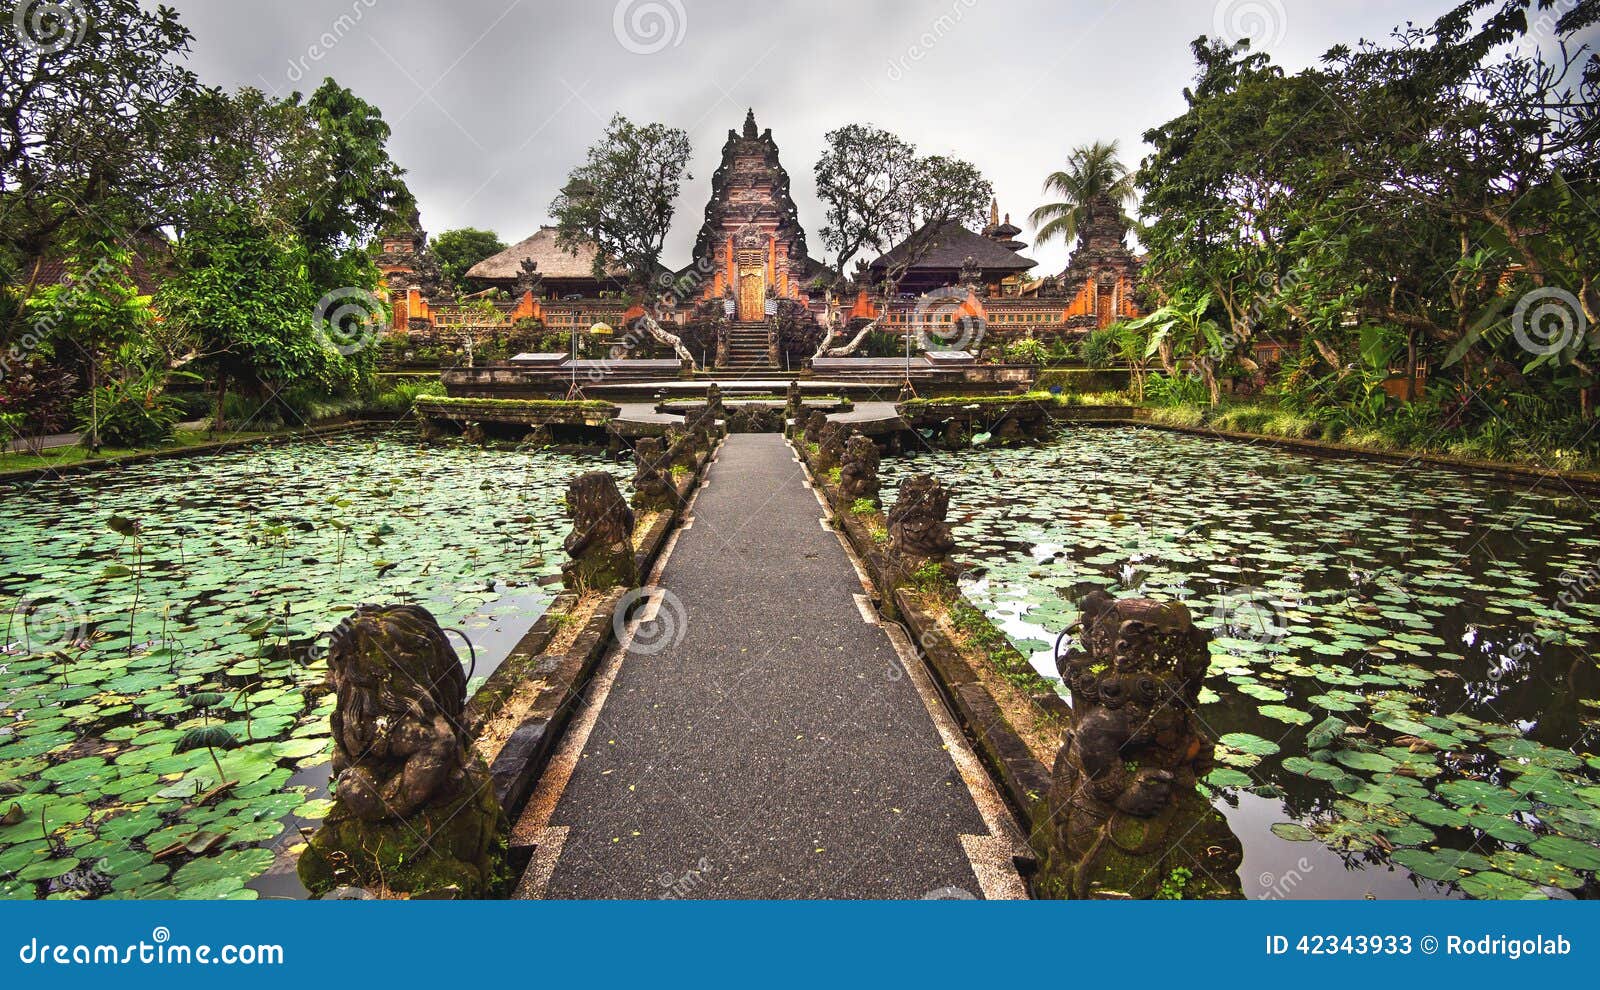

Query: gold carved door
<box><xmin>738</xmin><ymin>268</ymin><xmax>764</xmax><ymax>321</ymax></box>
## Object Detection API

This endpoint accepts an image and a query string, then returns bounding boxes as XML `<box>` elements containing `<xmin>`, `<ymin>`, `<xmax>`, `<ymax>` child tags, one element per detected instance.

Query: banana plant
<box><xmin>1124</xmin><ymin>293</ymin><xmax>1228</xmax><ymax>405</ymax></box>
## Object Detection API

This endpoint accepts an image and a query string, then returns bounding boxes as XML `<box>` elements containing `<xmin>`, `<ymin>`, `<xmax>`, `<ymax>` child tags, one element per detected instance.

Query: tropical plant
<box><xmin>1124</xmin><ymin>293</ymin><xmax>1228</xmax><ymax>405</ymax></box>
<box><xmin>1079</xmin><ymin>327</ymin><xmax>1119</xmax><ymax>368</ymax></box>
<box><xmin>1028</xmin><ymin>141</ymin><xmax>1136</xmax><ymax>247</ymax></box>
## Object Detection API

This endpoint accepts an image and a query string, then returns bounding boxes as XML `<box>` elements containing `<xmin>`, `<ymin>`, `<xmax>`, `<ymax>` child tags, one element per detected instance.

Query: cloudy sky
<box><xmin>170</xmin><ymin>0</ymin><xmax>1465</xmax><ymax>271</ymax></box>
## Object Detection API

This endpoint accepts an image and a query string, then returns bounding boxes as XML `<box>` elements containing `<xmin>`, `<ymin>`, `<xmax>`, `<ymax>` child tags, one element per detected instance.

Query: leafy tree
<box><xmin>297</xmin><ymin>79</ymin><xmax>413</xmax><ymax>296</ymax></box>
<box><xmin>814</xmin><ymin>124</ymin><xmax>919</xmax><ymax>272</ymax></box>
<box><xmin>813</xmin><ymin>124</ymin><xmax>993</xmax><ymax>274</ymax></box>
<box><xmin>157</xmin><ymin>208</ymin><xmax>330</xmax><ymax>431</ymax></box>
<box><xmin>1029</xmin><ymin>141</ymin><xmax>1137</xmax><ymax>247</ymax></box>
<box><xmin>431</xmin><ymin>228</ymin><xmax>506</xmax><ymax>294</ymax></box>
<box><xmin>550</xmin><ymin>114</ymin><xmax>690</xmax><ymax>287</ymax></box>
<box><xmin>1138</xmin><ymin>0</ymin><xmax>1600</xmax><ymax>433</ymax></box>
<box><xmin>0</xmin><ymin>0</ymin><xmax>198</xmax><ymax>326</ymax></box>
<box><xmin>1124</xmin><ymin>293</ymin><xmax>1228</xmax><ymax>406</ymax></box>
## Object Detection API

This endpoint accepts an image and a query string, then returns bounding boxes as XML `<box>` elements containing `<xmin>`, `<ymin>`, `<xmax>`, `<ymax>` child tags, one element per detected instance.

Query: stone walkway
<box><xmin>514</xmin><ymin>433</ymin><xmax>1025</xmax><ymax>899</ymax></box>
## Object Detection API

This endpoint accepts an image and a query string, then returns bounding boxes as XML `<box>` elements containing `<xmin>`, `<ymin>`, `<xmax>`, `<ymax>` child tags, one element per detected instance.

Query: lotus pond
<box><xmin>0</xmin><ymin>431</ymin><xmax>623</xmax><ymax>899</ymax></box>
<box><xmin>883</xmin><ymin>426</ymin><xmax>1600</xmax><ymax>899</ymax></box>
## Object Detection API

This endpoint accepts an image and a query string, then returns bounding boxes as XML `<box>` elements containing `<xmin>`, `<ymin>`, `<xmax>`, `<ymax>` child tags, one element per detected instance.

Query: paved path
<box><xmin>515</xmin><ymin>433</ymin><xmax>1025</xmax><ymax>899</ymax></box>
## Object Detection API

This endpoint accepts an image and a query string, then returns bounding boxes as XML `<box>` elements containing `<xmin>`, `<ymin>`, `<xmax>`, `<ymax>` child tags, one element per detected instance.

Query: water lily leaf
<box><xmin>1456</xmin><ymin>871</ymin><xmax>1546</xmax><ymax>900</ymax></box>
<box><xmin>1528</xmin><ymin>835</ymin><xmax>1600</xmax><ymax>871</ymax></box>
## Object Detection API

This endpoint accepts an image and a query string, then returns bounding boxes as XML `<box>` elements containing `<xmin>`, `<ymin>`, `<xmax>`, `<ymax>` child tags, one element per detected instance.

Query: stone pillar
<box><xmin>1031</xmin><ymin>592</ymin><xmax>1243</xmax><ymax>899</ymax></box>
<box><xmin>298</xmin><ymin>604</ymin><xmax>508</xmax><ymax>898</ymax></box>
<box><xmin>561</xmin><ymin>471</ymin><xmax>637</xmax><ymax>591</ymax></box>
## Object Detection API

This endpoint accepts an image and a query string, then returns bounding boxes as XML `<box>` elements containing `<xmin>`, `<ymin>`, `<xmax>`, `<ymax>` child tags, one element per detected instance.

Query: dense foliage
<box><xmin>431</xmin><ymin>228</ymin><xmax>507</xmax><ymax>294</ymax></box>
<box><xmin>1133</xmin><ymin>0</ymin><xmax>1600</xmax><ymax>464</ymax></box>
<box><xmin>0</xmin><ymin>3</ymin><xmax>411</xmax><ymax>447</ymax></box>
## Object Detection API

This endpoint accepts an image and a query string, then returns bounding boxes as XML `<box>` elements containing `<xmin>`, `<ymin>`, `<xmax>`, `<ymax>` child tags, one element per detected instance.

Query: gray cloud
<box><xmin>171</xmin><ymin>0</ymin><xmax>1457</xmax><ymax>271</ymax></box>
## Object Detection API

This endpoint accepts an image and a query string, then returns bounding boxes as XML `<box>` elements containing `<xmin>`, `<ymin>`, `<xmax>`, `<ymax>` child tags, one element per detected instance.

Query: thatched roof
<box><xmin>869</xmin><ymin>220</ymin><xmax>1036</xmax><ymax>273</ymax></box>
<box><xmin>466</xmin><ymin>227</ymin><xmax>626</xmax><ymax>283</ymax></box>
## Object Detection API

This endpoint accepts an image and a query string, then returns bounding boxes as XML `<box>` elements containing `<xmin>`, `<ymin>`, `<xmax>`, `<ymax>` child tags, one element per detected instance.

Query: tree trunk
<box><xmin>88</xmin><ymin>354</ymin><xmax>101</xmax><ymax>453</ymax></box>
<box><xmin>1404</xmin><ymin>329</ymin><xmax>1417</xmax><ymax>403</ymax></box>
<box><xmin>213</xmin><ymin>371</ymin><xmax>228</xmax><ymax>433</ymax></box>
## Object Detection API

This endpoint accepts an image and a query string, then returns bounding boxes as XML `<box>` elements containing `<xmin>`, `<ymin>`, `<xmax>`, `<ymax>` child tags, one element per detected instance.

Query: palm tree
<box><xmin>1028</xmin><ymin>141</ymin><xmax>1136</xmax><ymax>247</ymax></box>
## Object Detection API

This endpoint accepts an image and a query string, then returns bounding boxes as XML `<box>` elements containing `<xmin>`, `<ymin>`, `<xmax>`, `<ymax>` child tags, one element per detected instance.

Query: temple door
<box><xmin>738</xmin><ymin>269</ymin><xmax>764</xmax><ymax>321</ymax></box>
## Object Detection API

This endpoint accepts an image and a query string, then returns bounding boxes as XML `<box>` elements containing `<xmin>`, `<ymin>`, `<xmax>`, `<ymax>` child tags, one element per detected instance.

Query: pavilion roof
<box><xmin>466</xmin><ymin>226</ymin><xmax>627</xmax><ymax>282</ymax></box>
<box><xmin>869</xmin><ymin>220</ymin><xmax>1036</xmax><ymax>274</ymax></box>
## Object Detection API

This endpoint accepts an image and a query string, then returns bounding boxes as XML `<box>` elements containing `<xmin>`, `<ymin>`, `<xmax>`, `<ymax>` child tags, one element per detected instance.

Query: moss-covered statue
<box><xmin>630</xmin><ymin>437</ymin><xmax>676</xmax><ymax>512</ymax></box>
<box><xmin>886</xmin><ymin>473</ymin><xmax>956</xmax><ymax>577</ymax></box>
<box><xmin>562</xmin><ymin>471</ymin><xmax>637</xmax><ymax>590</ymax></box>
<box><xmin>839</xmin><ymin>432</ymin><xmax>880</xmax><ymax>506</ymax></box>
<box><xmin>785</xmin><ymin>380</ymin><xmax>803</xmax><ymax>430</ymax></box>
<box><xmin>298</xmin><ymin>604</ymin><xmax>508</xmax><ymax>898</ymax></box>
<box><xmin>664</xmin><ymin>426</ymin><xmax>696</xmax><ymax>472</ymax></box>
<box><xmin>816</xmin><ymin>421</ymin><xmax>849</xmax><ymax>472</ymax></box>
<box><xmin>1031</xmin><ymin>591</ymin><xmax>1243</xmax><ymax>899</ymax></box>
<box><xmin>803</xmin><ymin>409</ymin><xmax>827</xmax><ymax>447</ymax></box>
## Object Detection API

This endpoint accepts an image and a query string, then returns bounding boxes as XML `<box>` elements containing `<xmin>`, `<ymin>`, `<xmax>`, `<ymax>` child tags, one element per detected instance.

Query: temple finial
<box><xmin>743</xmin><ymin>108</ymin><xmax>757</xmax><ymax>139</ymax></box>
<box><xmin>990</xmin><ymin>198</ymin><xmax>999</xmax><ymax>226</ymax></box>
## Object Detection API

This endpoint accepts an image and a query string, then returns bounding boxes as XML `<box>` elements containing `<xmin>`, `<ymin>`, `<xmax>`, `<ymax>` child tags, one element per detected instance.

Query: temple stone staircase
<box><xmin>720</xmin><ymin>321</ymin><xmax>776</xmax><ymax>373</ymax></box>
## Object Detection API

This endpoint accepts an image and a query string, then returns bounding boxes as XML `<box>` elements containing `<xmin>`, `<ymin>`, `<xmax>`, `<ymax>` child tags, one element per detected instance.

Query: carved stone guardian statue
<box><xmin>838</xmin><ymin>433</ymin><xmax>880</xmax><ymax>506</ymax></box>
<box><xmin>803</xmin><ymin>409</ymin><xmax>828</xmax><ymax>447</ymax></box>
<box><xmin>886</xmin><ymin>473</ymin><xmax>957</xmax><ymax>585</ymax></box>
<box><xmin>816</xmin><ymin>421</ymin><xmax>849</xmax><ymax>472</ymax></box>
<box><xmin>298</xmin><ymin>604</ymin><xmax>507</xmax><ymax>898</ymax></box>
<box><xmin>1031</xmin><ymin>591</ymin><xmax>1243</xmax><ymax>899</ymax></box>
<box><xmin>630</xmin><ymin>437</ymin><xmax>676</xmax><ymax>511</ymax></box>
<box><xmin>561</xmin><ymin>471</ymin><xmax>637</xmax><ymax>590</ymax></box>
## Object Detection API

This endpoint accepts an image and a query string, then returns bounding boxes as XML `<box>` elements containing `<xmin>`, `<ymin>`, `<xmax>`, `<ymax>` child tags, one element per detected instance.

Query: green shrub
<box><xmin>74</xmin><ymin>369</ymin><xmax>189</xmax><ymax>448</ymax></box>
<box><xmin>1004</xmin><ymin>338</ymin><xmax>1050</xmax><ymax>365</ymax></box>
<box><xmin>1143</xmin><ymin>372</ymin><xmax>1208</xmax><ymax>407</ymax></box>
<box><xmin>1079</xmin><ymin>328</ymin><xmax>1119</xmax><ymax>368</ymax></box>
<box><xmin>1145</xmin><ymin>404</ymin><xmax>1204</xmax><ymax>428</ymax></box>
<box><xmin>370</xmin><ymin>378</ymin><xmax>445</xmax><ymax>414</ymax></box>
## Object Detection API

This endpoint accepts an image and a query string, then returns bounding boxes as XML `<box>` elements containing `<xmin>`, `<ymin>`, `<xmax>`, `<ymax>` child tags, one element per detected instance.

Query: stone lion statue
<box><xmin>298</xmin><ymin>604</ymin><xmax>507</xmax><ymax>898</ymax></box>
<box><xmin>1031</xmin><ymin>591</ymin><xmax>1242</xmax><ymax>899</ymax></box>
<box><xmin>816</xmin><ymin>421</ymin><xmax>849</xmax><ymax>471</ymax></box>
<box><xmin>887</xmin><ymin>473</ymin><xmax>956</xmax><ymax>560</ymax></box>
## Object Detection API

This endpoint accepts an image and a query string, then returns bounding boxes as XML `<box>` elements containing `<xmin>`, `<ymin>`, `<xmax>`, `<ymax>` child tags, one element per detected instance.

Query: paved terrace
<box><xmin>513</xmin><ymin>433</ymin><xmax>1026</xmax><ymax>899</ymax></box>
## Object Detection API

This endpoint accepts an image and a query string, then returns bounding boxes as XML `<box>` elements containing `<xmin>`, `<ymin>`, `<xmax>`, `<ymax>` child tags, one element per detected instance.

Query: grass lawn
<box><xmin>0</xmin><ymin>428</ymin><xmax>278</xmax><ymax>476</ymax></box>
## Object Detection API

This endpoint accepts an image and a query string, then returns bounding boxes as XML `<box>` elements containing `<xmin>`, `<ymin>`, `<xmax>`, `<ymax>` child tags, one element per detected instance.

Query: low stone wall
<box><xmin>461</xmin><ymin>441</ymin><xmax>715</xmax><ymax>869</ymax></box>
